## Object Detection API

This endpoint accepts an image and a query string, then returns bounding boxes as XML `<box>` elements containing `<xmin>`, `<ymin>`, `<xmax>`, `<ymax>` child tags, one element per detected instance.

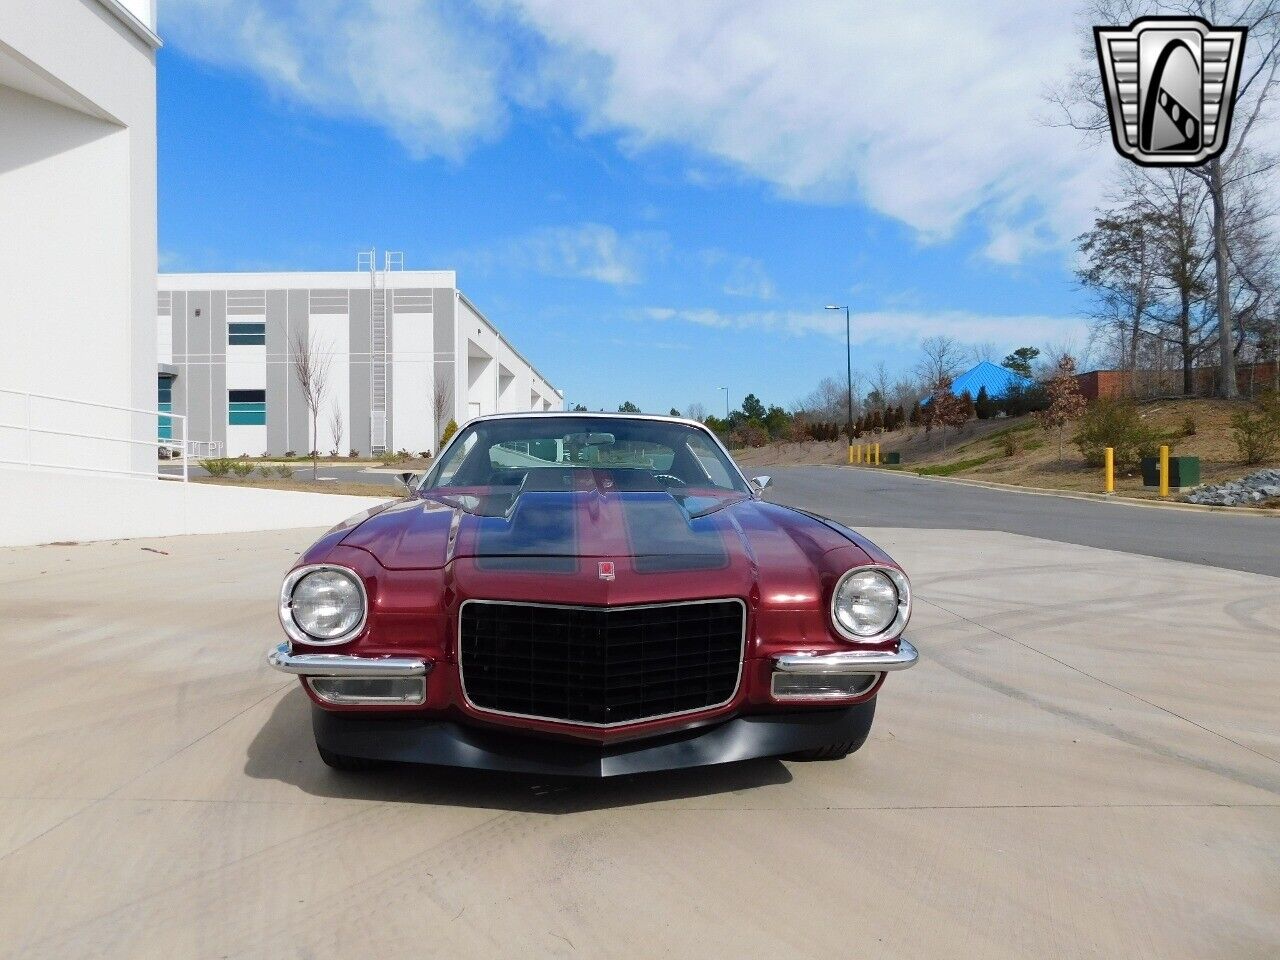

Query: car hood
<box><xmin>339</xmin><ymin>484</ymin><xmax>863</xmax><ymax>581</ymax></box>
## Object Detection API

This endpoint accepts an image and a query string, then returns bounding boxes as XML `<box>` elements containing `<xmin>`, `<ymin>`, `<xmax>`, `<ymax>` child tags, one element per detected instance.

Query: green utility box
<box><xmin>883</xmin><ymin>451</ymin><xmax>901</xmax><ymax>465</ymax></box>
<box><xmin>1140</xmin><ymin>455</ymin><xmax>1200</xmax><ymax>488</ymax></box>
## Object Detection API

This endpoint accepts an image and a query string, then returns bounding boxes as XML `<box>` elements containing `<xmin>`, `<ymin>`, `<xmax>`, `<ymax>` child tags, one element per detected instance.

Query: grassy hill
<box><xmin>733</xmin><ymin>398</ymin><xmax>1280</xmax><ymax>503</ymax></box>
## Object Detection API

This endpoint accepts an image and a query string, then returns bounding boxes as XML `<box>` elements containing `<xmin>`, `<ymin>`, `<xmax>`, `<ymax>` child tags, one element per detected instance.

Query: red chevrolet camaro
<box><xmin>268</xmin><ymin>413</ymin><xmax>917</xmax><ymax>777</ymax></box>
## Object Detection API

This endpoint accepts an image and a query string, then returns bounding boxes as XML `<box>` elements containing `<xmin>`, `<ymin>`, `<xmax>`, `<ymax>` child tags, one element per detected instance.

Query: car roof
<box><xmin>468</xmin><ymin>411</ymin><xmax>707</xmax><ymax>429</ymax></box>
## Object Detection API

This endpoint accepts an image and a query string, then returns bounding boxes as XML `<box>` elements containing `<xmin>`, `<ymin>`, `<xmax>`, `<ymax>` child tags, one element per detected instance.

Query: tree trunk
<box><xmin>1179</xmin><ymin>290</ymin><xmax>1193</xmax><ymax>395</ymax></box>
<box><xmin>312</xmin><ymin>413</ymin><xmax>318</xmax><ymax>480</ymax></box>
<box><xmin>1208</xmin><ymin>158</ymin><xmax>1239</xmax><ymax>399</ymax></box>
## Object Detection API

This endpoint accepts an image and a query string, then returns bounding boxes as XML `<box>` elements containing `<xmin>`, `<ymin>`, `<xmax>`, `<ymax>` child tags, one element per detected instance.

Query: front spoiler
<box><xmin>313</xmin><ymin>700</ymin><xmax>876</xmax><ymax>778</ymax></box>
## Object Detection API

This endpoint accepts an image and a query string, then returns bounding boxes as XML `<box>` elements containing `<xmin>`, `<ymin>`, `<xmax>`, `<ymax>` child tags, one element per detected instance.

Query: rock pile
<box><xmin>1184</xmin><ymin>469</ymin><xmax>1280</xmax><ymax>506</ymax></box>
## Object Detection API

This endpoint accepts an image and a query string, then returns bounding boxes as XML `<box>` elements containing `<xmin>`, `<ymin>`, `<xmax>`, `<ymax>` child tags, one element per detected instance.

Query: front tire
<box><xmin>788</xmin><ymin>697</ymin><xmax>876</xmax><ymax>761</ymax></box>
<box><xmin>317</xmin><ymin>742</ymin><xmax>386</xmax><ymax>772</ymax></box>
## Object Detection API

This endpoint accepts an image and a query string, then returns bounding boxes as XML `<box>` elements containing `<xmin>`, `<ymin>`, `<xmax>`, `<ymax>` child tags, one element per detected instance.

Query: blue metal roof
<box><xmin>947</xmin><ymin>361</ymin><xmax>1034</xmax><ymax>399</ymax></box>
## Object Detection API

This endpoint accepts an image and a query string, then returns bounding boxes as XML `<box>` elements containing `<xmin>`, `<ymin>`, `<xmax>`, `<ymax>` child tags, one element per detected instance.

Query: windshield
<box><xmin>422</xmin><ymin>416</ymin><xmax>750</xmax><ymax>495</ymax></box>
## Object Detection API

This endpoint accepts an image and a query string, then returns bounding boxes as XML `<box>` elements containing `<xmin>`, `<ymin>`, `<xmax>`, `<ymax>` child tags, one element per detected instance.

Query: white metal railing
<box><xmin>0</xmin><ymin>388</ymin><xmax>188</xmax><ymax>482</ymax></box>
<box><xmin>186</xmin><ymin>439</ymin><xmax>223</xmax><ymax>458</ymax></box>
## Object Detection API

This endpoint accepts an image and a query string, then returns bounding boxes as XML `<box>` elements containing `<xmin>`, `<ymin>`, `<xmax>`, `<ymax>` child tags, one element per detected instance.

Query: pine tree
<box><xmin>975</xmin><ymin>385</ymin><xmax>993</xmax><ymax>420</ymax></box>
<box><xmin>909</xmin><ymin>401</ymin><xmax>922</xmax><ymax>427</ymax></box>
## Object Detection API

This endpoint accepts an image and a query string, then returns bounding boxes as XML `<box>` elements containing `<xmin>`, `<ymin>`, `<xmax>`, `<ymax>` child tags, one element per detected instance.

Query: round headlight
<box><xmin>831</xmin><ymin>566</ymin><xmax>909</xmax><ymax>641</ymax></box>
<box><xmin>281</xmin><ymin>566</ymin><xmax>366</xmax><ymax>645</ymax></box>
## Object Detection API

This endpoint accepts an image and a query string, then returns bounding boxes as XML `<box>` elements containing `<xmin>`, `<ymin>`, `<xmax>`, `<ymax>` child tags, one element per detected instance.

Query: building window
<box><xmin>158</xmin><ymin>375</ymin><xmax>173</xmax><ymax>441</ymax></box>
<box><xmin>228</xmin><ymin>321</ymin><xmax>266</xmax><ymax>345</ymax></box>
<box><xmin>228</xmin><ymin>389</ymin><xmax>266</xmax><ymax>425</ymax></box>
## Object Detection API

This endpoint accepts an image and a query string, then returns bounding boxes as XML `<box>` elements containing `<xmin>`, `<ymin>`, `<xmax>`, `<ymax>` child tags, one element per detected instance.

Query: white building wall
<box><xmin>225</xmin><ymin>343</ymin><xmax>267</xmax><ymax>456</ymax></box>
<box><xmin>390</xmin><ymin>311</ymin><xmax>434</xmax><ymax>455</ymax></box>
<box><xmin>0</xmin><ymin>0</ymin><xmax>158</xmax><ymax>474</ymax></box>
<box><xmin>156</xmin><ymin>274</ymin><xmax>557</xmax><ymax>454</ymax></box>
<box><xmin>309</xmin><ymin>312</ymin><xmax>351</xmax><ymax>455</ymax></box>
<box><xmin>455</xmin><ymin>293</ymin><xmax>561</xmax><ymax>426</ymax></box>
<box><xmin>0</xmin><ymin>466</ymin><xmax>388</xmax><ymax>547</ymax></box>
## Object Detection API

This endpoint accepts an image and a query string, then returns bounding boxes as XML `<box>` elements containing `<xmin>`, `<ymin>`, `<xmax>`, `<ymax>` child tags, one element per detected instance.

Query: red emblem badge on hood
<box><xmin>598</xmin><ymin>561</ymin><xmax>616</xmax><ymax>581</ymax></box>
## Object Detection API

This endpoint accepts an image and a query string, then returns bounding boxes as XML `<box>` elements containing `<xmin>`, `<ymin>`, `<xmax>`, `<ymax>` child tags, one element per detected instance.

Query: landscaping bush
<box><xmin>1000</xmin><ymin>433</ymin><xmax>1018</xmax><ymax>457</ymax></box>
<box><xmin>729</xmin><ymin>423</ymin><xmax>769</xmax><ymax>448</ymax></box>
<box><xmin>418</xmin><ymin>451</ymin><xmax>433</xmax><ymax>460</ymax></box>
<box><xmin>274</xmin><ymin>465</ymin><xmax>293</xmax><ymax>479</ymax></box>
<box><xmin>284</xmin><ymin>450</ymin><xmax>296</xmax><ymax>458</ymax></box>
<box><xmin>1230</xmin><ymin>393</ymin><xmax>1280</xmax><ymax>464</ymax></box>
<box><xmin>229</xmin><ymin>460</ymin><xmax>255</xmax><ymax>478</ymax></box>
<box><xmin>1072</xmin><ymin>399</ymin><xmax>1165</xmax><ymax>469</ymax></box>
<box><xmin>1182</xmin><ymin>415</ymin><xmax>1197</xmax><ymax>437</ymax></box>
<box><xmin>348</xmin><ymin>448</ymin><xmax>360</xmax><ymax>458</ymax></box>
<box><xmin>440</xmin><ymin>419</ymin><xmax>459</xmax><ymax>446</ymax></box>
<box><xmin>199</xmin><ymin>457</ymin><xmax>233</xmax><ymax>477</ymax></box>
<box><xmin>256</xmin><ymin>465</ymin><xmax>273</xmax><ymax>479</ymax></box>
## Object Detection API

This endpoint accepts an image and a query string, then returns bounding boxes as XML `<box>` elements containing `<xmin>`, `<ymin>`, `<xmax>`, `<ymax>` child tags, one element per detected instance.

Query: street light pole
<box><xmin>825</xmin><ymin>305</ymin><xmax>854</xmax><ymax>457</ymax></box>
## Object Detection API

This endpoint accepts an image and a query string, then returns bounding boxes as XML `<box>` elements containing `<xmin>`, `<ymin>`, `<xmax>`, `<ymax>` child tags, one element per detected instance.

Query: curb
<box><xmin>806</xmin><ymin>464</ymin><xmax>1280</xmax><ymax>518</ymax></box>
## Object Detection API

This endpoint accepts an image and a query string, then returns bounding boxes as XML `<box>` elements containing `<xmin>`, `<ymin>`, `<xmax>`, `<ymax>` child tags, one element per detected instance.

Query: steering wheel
<box><xmin>652</xmin><ymin>473</ymin><xmax>687</xmax><ymax>487</ymax></box>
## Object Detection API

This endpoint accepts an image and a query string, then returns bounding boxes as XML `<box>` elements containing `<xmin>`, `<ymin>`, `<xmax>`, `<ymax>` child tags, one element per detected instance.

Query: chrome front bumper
<box><xmin>773</xmin><ymin>638</ymin><xmax>919</xmax><ymax>675</ymax></box>
<box><xmin>267</xmin><ymin>641</ymin><xmax>432</xmax><ymax>678</ymax></box>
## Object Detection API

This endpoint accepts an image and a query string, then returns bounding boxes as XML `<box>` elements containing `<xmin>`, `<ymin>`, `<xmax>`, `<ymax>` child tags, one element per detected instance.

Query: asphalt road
<box><xmin>767</xmin><ymin>466</ymin><xmax>1280</xmax><ymax>578</ymax></box>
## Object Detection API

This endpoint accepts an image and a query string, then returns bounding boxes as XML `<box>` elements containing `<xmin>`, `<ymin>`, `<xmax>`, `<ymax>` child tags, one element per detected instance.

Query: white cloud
<box><xmin>500</xmin><ymin>0</ymin><xmax>1114</xmax><ymax>258</ymax></box>
<box><xmin>699</xmin><ymin>249</ymin><xmax>776</xmax><ymax>299</ymax></box>
<box><xmin>644</xmin><ymin>306</ymin><xmax>1088</xmax><ymax>349</ymax></box>
<box><xmin>162</xmin><ymin>0</ymin><xmax>1128</xmax><ymax>260</ymax></box>
<box><xmin>161</xmin><ymin>0</ymin><xmax>508</xmax><ymax>159</ymax></box>
<box><xmin>483</xmin><ymin>223</ymin><xmax>667</xmax><ymax>285</ymax></box>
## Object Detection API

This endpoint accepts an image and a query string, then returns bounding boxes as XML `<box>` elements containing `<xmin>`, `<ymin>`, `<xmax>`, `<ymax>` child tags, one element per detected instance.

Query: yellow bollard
<box><xmin>1159</xmin><ymin>444</ymin><xmax>1170</xmax><ymax>498</ymax></box>
<box><xmin>875</xmin><ymin>442</ymin><xmax>881</xmax><ymax>466</ymax></box>
<box><xmin>847</xmin><ymin>444</ymin><xmax>854</xmax><ymax>466</ymax></box>
<box><xmin>856</xmin><ymin>444</ymin><xmax>863</xmax><ymax>465</ymax></box>
<box><xmin>1104</xmin><ymin>446</ymin><xmax>1114</xmax><ymax>494</ymax></box>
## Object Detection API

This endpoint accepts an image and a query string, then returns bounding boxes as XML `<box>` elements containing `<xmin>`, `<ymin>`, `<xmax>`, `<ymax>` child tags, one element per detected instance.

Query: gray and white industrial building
<box><xmin>158</xmin><ymin>257</ymin><xmax>561</xmax><ymax>457</ymax></box>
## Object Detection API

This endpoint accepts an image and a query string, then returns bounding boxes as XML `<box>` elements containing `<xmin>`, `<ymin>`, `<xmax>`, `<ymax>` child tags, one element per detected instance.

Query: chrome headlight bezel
<box><xmin>829</xmin><ymin>564</ymin><xmax>911</xmax><ymax>643</ymax></box>
<box><xmin>279</xmin><ymin>564</ymin><xmax>368</xmax><ymax>647</ymax></box>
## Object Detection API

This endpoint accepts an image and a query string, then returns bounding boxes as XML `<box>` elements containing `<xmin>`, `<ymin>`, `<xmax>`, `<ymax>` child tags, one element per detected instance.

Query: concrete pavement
<box><xmin>0</xmin><ymin>522</ymin><xmax>1276</xmax><ymax>959</ymax></box>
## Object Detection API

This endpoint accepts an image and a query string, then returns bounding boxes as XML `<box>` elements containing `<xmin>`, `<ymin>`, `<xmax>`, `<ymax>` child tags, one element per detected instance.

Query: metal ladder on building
<box><xmin>359</xmin><ymin>250</ymin><xmax>403</xmax><ymax>454</ymax></box>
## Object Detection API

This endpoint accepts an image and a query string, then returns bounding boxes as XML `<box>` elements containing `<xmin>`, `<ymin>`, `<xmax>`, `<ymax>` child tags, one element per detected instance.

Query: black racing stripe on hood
<box><xmin>617</xmin><ymin>493</ymin><xmax>730</xmax><ymax>573</ymax></box>
<box><xmin>472</xmin><ymin>491</ymin><xmax>579</xmax><ymax>573</ymax></box>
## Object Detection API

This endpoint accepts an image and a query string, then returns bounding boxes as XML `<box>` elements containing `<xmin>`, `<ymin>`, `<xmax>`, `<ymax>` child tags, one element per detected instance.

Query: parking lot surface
<box><xmin>0</xmin><ymin>514</ymin><xmax>1276</xmax><ymax>958</ymax></box>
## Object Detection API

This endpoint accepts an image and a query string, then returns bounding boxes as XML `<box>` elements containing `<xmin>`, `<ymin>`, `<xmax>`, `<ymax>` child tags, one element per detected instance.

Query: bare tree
<box><xmin>869</xmin><ymin>361</ymin><xmax>893</xmax><ymax>409</ymax></box>
<box><xmin>431</xmin><ymin>373</ymin><xmax>453</xmax><ymax>450</ymax></box>
<box><xmin>915</xmin><ymin>336</ymin><xmax>964</xmax><ymax>387</ymax></box>
<box><xmin>686</xmin><ymin>401</ymin><xmax>708</xmax><ymax>422</ymax></box>
<box><xmin>291</xmin><ymin>328</ymin><xmax>332</xmax><ymax>480</ymax></box>
<box><xmin>328</xmin><ymin>401</ymin><xmax>344</xmax><ymax>456</ymax></box>
<box><xmin>1049</xmin><ymin>0</ymin><xmax>1280</xmax><ymax>398</ymax></box>
<box><xmin>797</xmin><ymin>374</ymin><xmax>862</xmax><ymax>423</ymax></box>
<box><xmin>967</xmin><ymin>341</ymin><xmax>999</xmax><ymax>365</ymax></box>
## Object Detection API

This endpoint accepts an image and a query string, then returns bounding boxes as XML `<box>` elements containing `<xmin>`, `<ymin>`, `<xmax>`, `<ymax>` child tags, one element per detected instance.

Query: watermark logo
<box><xmin>1095</xmin><ymin>16</ymin><xmax>1246</xmax><ymax>166</ymax></box>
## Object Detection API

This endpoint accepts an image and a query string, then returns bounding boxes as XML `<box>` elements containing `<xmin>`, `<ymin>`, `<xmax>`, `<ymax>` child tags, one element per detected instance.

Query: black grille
<box><xmin>460</xmin><ymin>600</ymin><xmax>744</xmax><ymax>725</ymax></box>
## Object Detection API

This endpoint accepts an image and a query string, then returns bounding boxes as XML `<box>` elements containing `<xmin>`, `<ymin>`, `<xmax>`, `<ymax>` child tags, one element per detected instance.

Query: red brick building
<box><xmin>1076</xmin><ymin>363</ymin><xmax>1278</xmax><ymax>400</ymax></box>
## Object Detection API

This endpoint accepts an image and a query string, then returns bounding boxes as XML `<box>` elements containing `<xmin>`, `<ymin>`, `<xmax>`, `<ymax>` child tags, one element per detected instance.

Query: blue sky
<box><xmin>157</xmin><ymin>1</ymin><xmax>1109</xmax><ymax>415</ymax></box>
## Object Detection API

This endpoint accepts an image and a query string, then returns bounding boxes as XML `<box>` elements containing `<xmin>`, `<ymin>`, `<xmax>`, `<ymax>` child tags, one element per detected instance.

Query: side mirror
<box><xmin>397</xmin><ymin>472</ymin><xmax>418</xmax><ymax>493</ymax></box>
<box><xmin>751</xmin><ymin>475</ymin><xmax>773</xmax><ymax>491</ymax></box>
